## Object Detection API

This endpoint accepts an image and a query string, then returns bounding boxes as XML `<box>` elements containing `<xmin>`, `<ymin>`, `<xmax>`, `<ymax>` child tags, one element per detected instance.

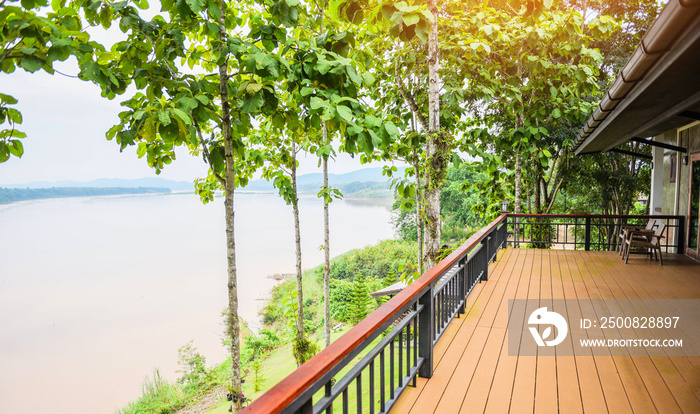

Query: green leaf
<box><xmin>194</xmin><ymin>95</ymin><xmax>210</xmax><ymax>105</ymax></box>
<box><xmin>185</xmin><ymin>0</ymin><xmax>205</xmax><ymax>13</ymax></box>
<box><xmin>7</xmin><ymin>109</ymin><xmax>22</xmax><ymax>124</ymax></box>
<box><xmin>361</xmin><ymin>72</ymin><xmax>375</xmax><ymax>87</ymax></box>
<box><xmin>208</xmin><ymin>3</ymin><xmax>222</xmax><ymax>20</ymax></box>
<box><xmin>20</xmin><ymin>56</ymin><xmax>43</xmax><ymax>73</ymax></box>
<box><xmin>179</xmin><ymin>96</ymin><xmax>199</xmax><ymax>110</ymax></box>
<box><xmin>552</xmin><ymin>108</ymin><xmax>562</xmax><ymax>119</ymax></box>
<box><xmin>8</xmin><ymin>140</ymin><xmax>23</xmax><ymax>158</ymax></box>
<box><xmin>0</xmin><ymin>142</ymin><xmax>9</xmax><ymax>162</ymax></box>
<box><xmin>240</xmin><ymin>93</ymin><xmax>264</xmax><ymax>113</ymax></box>
<box><xmin>310</xmin><ymin>97</ymin><xmax>328</xmax><ymax>110</ymax></box>
<box><xmin>171</xmin><ymin>108</ymin><xmax>192</xmax><ymax>125</ymax></box>
<box><xmin>384</xmin><ymin>122</ymin><xmax>400</xmax><ymax>137</ymax></box>
<box><xmin>0</xmin><ymin>94</ymin><xmax>18</xmax><ymax>105</ymax></box>
<box><xmin>158</xmin><ymin>111</ymin><xmax>171</xmax><ymax>126</ymax></box>
<box><xmin>336</xmin><ymin>105</ymin><xmax>353</xmax><ymax>123</ymax></box>
<box><xmin>403</xmin><ymin>13</ymin><xmax>420</xmax><ymax>26</ymax></box>
<box><xmin>246</xmin><ymin>82</ymin><xmax>263</xmax><ymax>94</ymax></box>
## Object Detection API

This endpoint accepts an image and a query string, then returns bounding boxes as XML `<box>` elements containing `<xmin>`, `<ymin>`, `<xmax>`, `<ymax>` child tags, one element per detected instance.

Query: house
<box><xmin>573</xmin><ymin>0</ymin><xmax>700</xmax><ymax>260</ymax></box>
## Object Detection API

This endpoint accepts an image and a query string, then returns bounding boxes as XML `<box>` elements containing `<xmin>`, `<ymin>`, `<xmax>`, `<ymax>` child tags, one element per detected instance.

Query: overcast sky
<box><xmin>0</xmin><ymin>62</ymin><xmax>388</xmax><ymax>186</ymax></box>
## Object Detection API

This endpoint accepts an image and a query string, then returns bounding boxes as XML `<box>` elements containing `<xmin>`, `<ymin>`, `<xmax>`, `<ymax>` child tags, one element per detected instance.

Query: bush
<box><xmin>177</xmin><ymin>341</ymin><xmax>212</xmax><ymax>388</ymax></box>
<box><xmin>329</xmin><ymin>240</ymin><xmax>417</xmax><ymax>281</ymax></box>
<box><xmin>292</xmin><ymin>337</ymin><xmax>319</xmax><ymax>366</ymax></box>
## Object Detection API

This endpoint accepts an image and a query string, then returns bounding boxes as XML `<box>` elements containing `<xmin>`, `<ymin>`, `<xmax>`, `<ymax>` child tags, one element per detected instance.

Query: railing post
<box><xmin>678</xmin><ymin>216</ymin><xmax>686</xmax><ymax>254</ymax></box>
<box><xmin>418</xmin><ymin>288</ymin><xmax>434</xmax><ymax>379</ymax></box>
<box><xmin>584</xmin><ymin>217</ymin><xmax>592</xmax><ymax>251</ymax></box>
<box><xmin>458</xmin><ymin>256</ymin><xmax>466</xmax><ymax>315</ymax></box>
<box><xmin>481</xmin><ymin>238</ymin><xmax>489</xmax><ymax>282</ymax></box>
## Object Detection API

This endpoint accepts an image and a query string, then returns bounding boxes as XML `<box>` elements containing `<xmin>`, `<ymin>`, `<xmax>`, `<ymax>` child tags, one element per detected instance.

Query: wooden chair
<box><xmin>624</xmin><ymin>221</ymin><xmax>666</xmax><ymax>265</ymax></box>
<box><xmin>618</xmin><ymin>219</ymin><xmax>655</xmax><ymax>256</ymax></box>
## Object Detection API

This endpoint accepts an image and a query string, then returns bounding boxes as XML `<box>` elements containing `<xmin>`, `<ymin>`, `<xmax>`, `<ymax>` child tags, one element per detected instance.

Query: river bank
<box><xmin>116</xmin><ymin>239</ymin><xmax>418</xmax><ymax>414</ymax></box>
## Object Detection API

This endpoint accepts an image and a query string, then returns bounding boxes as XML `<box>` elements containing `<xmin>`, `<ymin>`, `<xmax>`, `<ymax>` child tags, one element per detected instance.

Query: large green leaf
<box><xmin>335</xmin><ymin>105</ymin><xmax>353</xmax><ymax>123</ymax></box>
<box><xmin>185</xmin><ymin>0</ymin><xmax>205</xmax><ymax>13</ymax></box>
<box><xmin>8</xmin><ymin>140</ymin><xmax>24</xmax><ymax>158</ymax></box>
<box><xmin>241</xmin><ymin>93</ymin><xmax>264</xmax><ymax>113</ymax></box>
<box><xmin>310</xmin><ymin>97</ymin><xmax>328</xmax><ymax>110</ymax></box>
<box><xmin>19</xmin><ymin>56</ymin><xmax>43</xmax><ymax>73</ymax></box>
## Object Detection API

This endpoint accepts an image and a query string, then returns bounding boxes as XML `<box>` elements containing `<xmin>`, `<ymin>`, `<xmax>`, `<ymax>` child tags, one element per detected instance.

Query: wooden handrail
<box><xmin>241</xmin><ymin>213</ymin><xmax>508</xmax><ymax>414</ymax></box>
<box><xmin>507</xmin><ymin>213</ymin><xmax>684</xmax><ymax>219</ymax></box>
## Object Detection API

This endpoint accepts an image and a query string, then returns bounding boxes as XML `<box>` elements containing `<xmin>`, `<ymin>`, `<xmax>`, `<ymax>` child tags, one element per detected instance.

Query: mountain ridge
<box><xmin>3</xmin><ymin>166</ymin><xmax>406</xmax><ymax>192</ymax></box>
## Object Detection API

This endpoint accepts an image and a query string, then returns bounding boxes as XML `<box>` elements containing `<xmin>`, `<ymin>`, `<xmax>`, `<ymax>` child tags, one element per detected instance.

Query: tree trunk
<box><xmin>291</xmin><ymin>149</ymin><xmax>304</xmax><ymax>352</ymax></box>
<box><xmin>217</xmin><ymin>11</ymin><xmax>241</xmax><ymax>410</ymax></box>
<box><xmin>514</xmin><ymin>151</ymin><xmax>523</xmax><ymax>247</ymax></box>
<box><xmin>414</xmin><ymin>156</ymin><xmax>424</xmax><ymax>275</ymax></box>
<box><xmin>424</xmin><ymin>0</ymin><xmax>442</xmax><ymax>268</ymax></box>
<box><xmin>534</xmin><ymin>162</ymin><xmax>541</xmax><ymax>214</ymax></box>
<box><xmin>323</xmin><ymin>127</ymin><xmax>331</xmax><ymax>348</ymax></box>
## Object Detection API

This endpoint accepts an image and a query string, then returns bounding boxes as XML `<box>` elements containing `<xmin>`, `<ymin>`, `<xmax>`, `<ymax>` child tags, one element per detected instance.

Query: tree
<box><xmin>1</xmin><ymin>0</ymin><xmax>106</xmax><ymax>162</ymax></box>
<box><xmin>331</xmin><ymin>0</ymin><xmax>452</xmax><ymax>269</ymax></box>
<box><xmin>348</xmin><ymin>272</ymin><xmax>371</xmax><ymax>324</ymax></box>
<box><xmin>62</xmin><ymin>0</ymin><xmax>300</xmax><ymax>408</ymax></box>
<box><xmin>456</xmin><ymin>1</ymin><xmax>614</xmax><ymax>218</ymax></box>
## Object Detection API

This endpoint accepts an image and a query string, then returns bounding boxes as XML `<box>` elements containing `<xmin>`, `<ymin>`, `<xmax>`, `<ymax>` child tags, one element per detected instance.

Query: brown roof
<box><xmin>574</xmin><ymin>0</ymin><xmax>700</xmax><ymax>155</ymax></box>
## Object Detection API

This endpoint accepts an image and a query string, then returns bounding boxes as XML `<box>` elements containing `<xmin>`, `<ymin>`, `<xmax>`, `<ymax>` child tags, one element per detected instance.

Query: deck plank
<box><xmin>391</xmin><ymin>248</ymin><xmax>700</xmax><ymax>414</ymax></box>
<box><xmin>482</xmin><ymin>247</ymin><xmax>533</xmax><ymax>414</ymax></box>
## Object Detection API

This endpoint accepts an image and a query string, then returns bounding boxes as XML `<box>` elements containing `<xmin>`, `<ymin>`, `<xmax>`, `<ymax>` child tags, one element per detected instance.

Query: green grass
<box><xmin>204</xmin><ymin>323</ymin><xmax>417</xmax><ymax>414</ymax></box>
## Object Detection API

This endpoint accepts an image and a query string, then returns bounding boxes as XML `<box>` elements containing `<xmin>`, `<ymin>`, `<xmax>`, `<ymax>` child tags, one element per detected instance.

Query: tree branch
<box><xmin>395</xmin><ymin>59</ymin><xmax>429</xmax><ymax>132</ymax></box>
<box><xmin>195</xmin><ymin>121</ymin><xmax>226</xmax><ymax>187</ymax></box>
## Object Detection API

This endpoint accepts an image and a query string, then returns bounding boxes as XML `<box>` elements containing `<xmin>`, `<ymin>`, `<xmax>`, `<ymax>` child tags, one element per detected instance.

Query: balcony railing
<box><xmin>242</xmin><ymin>214</ymin><xmax>508</xmax><ymax>414</ymax></box>
<box><xmin>507</xmin><ymin>214</ymin><xmax>685</xmax><ymax>253</ymax></box>
<box><xmin>241</xmin><ymin>213</ymin><xmax>684</xmax><ymax>414</ymax></box>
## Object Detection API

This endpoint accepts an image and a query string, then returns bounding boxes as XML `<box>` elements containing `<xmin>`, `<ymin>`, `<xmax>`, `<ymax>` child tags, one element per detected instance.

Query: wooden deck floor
<box><xmin>392</xmin><ymin>248</ymin><xmax>700</xmax><ymax>414</ymax></box>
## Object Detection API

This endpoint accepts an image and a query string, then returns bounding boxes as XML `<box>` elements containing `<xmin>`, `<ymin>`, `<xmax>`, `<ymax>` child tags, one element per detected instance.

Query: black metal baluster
<box><xmin>356</xmin><ymin>373</ymin><xmax>362</xmax><ymax>414</ymax></box>
<box><xmin>406</xmin><ymin>315</ymin><xmax>411</xmax><ymax>383</ymax></box>
<box><xmin>412</xmin><ymin>316</ymin><xmax>418</xmax><ymax>387</ymax></box>
<box><xmin>398</xmin><ymin>329</ymin><xmax>403</xmax><ymax>388</ymax></box>
<box><xmin>325</xmin><ymin>381</ymin><xmax>332</xmax><ymax>414</ymax></box>
<box><xmin>369</xmin><ymin>360</ymin><xmax>374</xmax><ymax>414</ymax></box>
<box><xmin>380</xmin><ymin>349</ymin><xmax>385</xmax><ymax>412</ymax></box>
<box><xmin>342</xmin><ymin>388</ymin><xmax>348</xmax><ymax>414</ymax></box>
<box><xmin>390</xmin><ymin>338</ymin><xmax>395</xmax><ymax>400</ymax></box>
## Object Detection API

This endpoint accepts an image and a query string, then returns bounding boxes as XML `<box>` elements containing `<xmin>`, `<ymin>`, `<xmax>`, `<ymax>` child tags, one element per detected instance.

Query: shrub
<box><xmin>177</xmin><ymin>341</ymin><xmax>212</xmax><ymax>388</ymax></box>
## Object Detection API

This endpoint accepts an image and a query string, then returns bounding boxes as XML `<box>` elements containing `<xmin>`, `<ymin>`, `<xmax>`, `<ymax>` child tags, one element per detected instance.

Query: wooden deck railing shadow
<box><xmin>241</xmin><ymin>214</ymin><xmax>509</xmax><ymax>414</ymax></box>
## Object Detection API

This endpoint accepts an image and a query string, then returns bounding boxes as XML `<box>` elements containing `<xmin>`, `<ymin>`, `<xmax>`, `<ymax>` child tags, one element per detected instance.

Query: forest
<box><xmin>1</xmin><ymin>0</ymin><xmax>660</xmax><ymax>411</ymax></box>
<box><xmin>0</xmin><ymin>186</ymin><xmax>170</xmax><ymax>203</ymax></box>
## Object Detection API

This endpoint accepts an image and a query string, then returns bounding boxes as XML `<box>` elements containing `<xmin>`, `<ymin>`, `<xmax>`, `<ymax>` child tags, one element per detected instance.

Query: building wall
<box><xmin>657</xmin><ymin>123</ymin><xmax>700</xmax><ymax>250</ymax></box>
<box><xmin>660</xmin><ymin>130</ymin><xmax>676</xmax><ymax>215</ymax></box>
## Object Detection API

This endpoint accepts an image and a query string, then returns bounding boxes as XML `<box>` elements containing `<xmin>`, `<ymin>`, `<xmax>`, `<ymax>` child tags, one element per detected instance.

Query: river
<box><xmin>0</xmin><ymin>191</ymin><xmax>394</xmax><ymax>413</ymax></box>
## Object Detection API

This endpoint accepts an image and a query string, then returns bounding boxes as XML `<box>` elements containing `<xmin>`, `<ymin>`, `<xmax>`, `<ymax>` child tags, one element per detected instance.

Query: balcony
<box><xmin>242</xmin><ymin>214</ymin><xmax>699</xmax><ymax>414</ymax></box>
<box><xmin>393</xmin><ymin>248</ymin><xmax>700</xmax><ymax>414</ymax></box>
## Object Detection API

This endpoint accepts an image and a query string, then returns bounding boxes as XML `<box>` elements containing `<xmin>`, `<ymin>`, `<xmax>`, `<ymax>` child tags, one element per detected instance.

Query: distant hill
<box><xmin>0</xmin><ymin>187</ymin><xmax>171</xmax><ymax>204</ymax></box>
<box><xmin>2</xmin><ymin>177</ymin><xmax>194</xmax><ymax>191</ymax></box>
<box><xmin>2</xmin><ymin>166</ymin><xmax>405</xmax><ymax>196</ymax></box>
<box><xmin>244</xmin><ymin>166</ymin><xmax>405</xmax><ymax>192</ymax></box>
